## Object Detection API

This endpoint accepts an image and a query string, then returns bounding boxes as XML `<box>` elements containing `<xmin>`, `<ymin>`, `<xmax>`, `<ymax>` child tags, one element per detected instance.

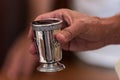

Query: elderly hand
<box><xmin>28</xmin><ymin>9</ymin><xmax>116</xmax><ymax>54</ymax></box>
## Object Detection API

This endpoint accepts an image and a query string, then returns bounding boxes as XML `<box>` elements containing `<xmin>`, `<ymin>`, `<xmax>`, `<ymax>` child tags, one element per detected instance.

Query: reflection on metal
<box><xmin>32</xmin><ymin>18</ymin><xmax>65</xmax><ymax>72</ymax></box>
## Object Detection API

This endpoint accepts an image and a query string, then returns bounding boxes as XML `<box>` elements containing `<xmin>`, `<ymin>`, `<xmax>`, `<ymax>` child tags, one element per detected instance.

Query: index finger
<box><xmin>34</xmin><ymin>9</ymin><xmax>63</xmax><ymax>21</ymax></box>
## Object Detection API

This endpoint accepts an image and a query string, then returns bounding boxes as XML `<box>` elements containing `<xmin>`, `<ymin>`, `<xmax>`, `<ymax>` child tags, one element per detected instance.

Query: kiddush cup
<box><xmin>32</xmin><ymin>18</ymin><xmax>65</xmax><ymax>72</ymax></box>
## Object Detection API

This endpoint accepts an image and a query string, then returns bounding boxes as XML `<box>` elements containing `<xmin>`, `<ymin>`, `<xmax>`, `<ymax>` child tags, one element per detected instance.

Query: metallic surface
<box><xmin>32</xmin><ymin>18</ymin><xmax>65</xmax><ymax>72</ymax></box>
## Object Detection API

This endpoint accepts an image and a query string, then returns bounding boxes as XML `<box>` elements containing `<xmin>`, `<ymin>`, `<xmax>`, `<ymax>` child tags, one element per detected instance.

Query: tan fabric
<box><xmin>115</xmin><ymin>58</ymin><xmax>120</xmax><ymax>80</ymax></box>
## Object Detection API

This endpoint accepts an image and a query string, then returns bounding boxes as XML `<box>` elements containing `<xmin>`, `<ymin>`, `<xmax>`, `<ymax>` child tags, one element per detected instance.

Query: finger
<box><xmin>34</xmin><ymin>9</ymin><xmax>63</xmax><ymax>21</ymax></box>
<box><xmin>29</xmin><ymin>43</ymin><xmax>36</xmax><ymax>55</ymax></box>
<box><xmin>29</xmin><ymin>11</ymin><xmax>58</xmax><ymax>39</ymax></box>
<box><xmin>61</xmin><ymin>42</ymin><xmax>70</xmax><ymax>51</ymax></box>
<box><xmin>28</xmin><ymin>27</ymin><xmax>33</xmax><ymax>41</ymax></box>
<box><xmin>56</xmin><ymin>21</ymin><xmax>88</xmax><ymax>43</ymax></box>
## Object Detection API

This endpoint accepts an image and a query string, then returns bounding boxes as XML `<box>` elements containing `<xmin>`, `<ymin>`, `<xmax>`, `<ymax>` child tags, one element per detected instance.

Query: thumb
<box><xmin>56</xmin><ymin>22</ymin><xmax>87</xmax><ymax>43</ymax></box>
<box><xmin>56</xmin><ymin>28</ymin><xmax>72</xmax><ymax>43</ymax></box>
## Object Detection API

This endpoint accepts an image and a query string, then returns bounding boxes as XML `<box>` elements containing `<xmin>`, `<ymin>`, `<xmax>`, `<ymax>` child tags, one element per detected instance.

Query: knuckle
<box><xmin>57</xmin><ymin>8</ymin><xmax>71</xmax><ymax>13</ymax></box>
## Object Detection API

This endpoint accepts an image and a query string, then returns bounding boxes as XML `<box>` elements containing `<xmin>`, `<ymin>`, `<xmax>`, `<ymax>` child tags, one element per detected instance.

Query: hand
<box><xmin>28</xmin><ymin>9</ymin><xmax>109</xmax><ymax>53</ymax></box>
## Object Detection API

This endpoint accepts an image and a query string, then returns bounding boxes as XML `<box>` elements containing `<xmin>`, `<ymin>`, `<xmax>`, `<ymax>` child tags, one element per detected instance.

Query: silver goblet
<box><xmin>32</xmin><ymin>18</ymin><xmax>65</xmax><ymax>72</ymax></box>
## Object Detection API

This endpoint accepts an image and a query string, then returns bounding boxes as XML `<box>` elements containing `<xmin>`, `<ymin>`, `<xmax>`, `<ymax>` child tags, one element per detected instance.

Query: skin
<box><xmin>28</xmin><ymin>9</ymin><xmax>120</xmax><ymax>54</ymax></box>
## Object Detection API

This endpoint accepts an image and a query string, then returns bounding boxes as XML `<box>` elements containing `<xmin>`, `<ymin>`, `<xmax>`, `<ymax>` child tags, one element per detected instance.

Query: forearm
<box><xmin>102</xmin><ymin>14</ymin><xmax>120</xmax><ymax>45</ymax></box>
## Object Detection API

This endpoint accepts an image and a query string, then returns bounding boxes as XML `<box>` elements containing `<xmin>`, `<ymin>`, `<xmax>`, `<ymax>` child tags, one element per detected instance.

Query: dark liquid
<box><xmin>33</xmin><ymin>19</ymin><xmax>59</xmax><ymax>25</ymax></box>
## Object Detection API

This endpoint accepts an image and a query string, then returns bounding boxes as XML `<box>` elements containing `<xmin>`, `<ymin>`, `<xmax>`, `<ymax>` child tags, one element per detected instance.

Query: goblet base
<box><xmin>37</xmin><ymin>62</ymin><xmax>65</xmax><ymax>72</ymax></box>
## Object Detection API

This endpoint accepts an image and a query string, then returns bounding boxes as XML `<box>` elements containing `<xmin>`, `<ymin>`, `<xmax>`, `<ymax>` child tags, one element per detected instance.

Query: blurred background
<box><xmin>0</xmin><ymin>0</ymin><xmax>119</xmax><ymax>80</ymax></box>
<box><xmin>0</xmin><ymin>0</ymin><xmax>28</xmax><ymax>69</ymax></box>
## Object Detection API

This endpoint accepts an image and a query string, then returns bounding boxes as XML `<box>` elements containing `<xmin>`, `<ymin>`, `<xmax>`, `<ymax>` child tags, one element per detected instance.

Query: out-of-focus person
<box><xmin>1</xmin><ymin>0</ymin><xmax>54</xmax><ymax>80</ymax></box>
<box><xmin>0</xmin><ymin>0</ymin><xmax>28</xmax><ymax>69</ymax></box>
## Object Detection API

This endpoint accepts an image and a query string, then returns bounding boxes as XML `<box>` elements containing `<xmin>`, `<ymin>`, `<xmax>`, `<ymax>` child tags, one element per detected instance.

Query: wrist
<box><xmin>101</xmin><ymin>14</ymin><xmax>120</xmax><ymax>45</ymax></box>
